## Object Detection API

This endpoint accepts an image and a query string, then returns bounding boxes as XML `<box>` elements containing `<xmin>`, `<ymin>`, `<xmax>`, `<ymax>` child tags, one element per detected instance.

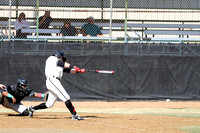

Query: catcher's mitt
<box><xmin>43</xmin><ymin>91</ymin><xmax>49</xmax><ymax>101</ymax></box>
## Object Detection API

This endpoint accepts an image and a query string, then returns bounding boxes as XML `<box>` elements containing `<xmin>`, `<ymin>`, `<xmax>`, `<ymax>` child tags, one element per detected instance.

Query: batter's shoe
<box><xmin>28</xmin><ymin>105</ymin><xmax>34</xmax><ymax>118</ymax></box>
<box><xmin>72</xmin><ymin>114</ymin><xmax>84</xmax><ymax>120</ymax></box>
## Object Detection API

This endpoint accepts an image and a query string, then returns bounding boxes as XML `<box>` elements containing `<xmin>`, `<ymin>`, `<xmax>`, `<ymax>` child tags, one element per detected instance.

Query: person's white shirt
<box><xmin>14</xmin><ymin>19</ymin><xmax>30</xmax><ymax>30</ymax></box>
<box><xmin>45</xmin><ymin>56</ymin><xmax>63</xmax><ymax>79</ymax></box>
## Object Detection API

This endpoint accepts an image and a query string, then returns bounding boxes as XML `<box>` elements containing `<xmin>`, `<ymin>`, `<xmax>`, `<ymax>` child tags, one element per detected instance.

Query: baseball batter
<box><xmin>29</xmin><ymin>50</ymin><xmax>85</xmax><ymax>120</ymax></box>
<box><xmin>0</xmin><ymin>77</ymin><xmax>46</xmax><ymax>116</ymax></box>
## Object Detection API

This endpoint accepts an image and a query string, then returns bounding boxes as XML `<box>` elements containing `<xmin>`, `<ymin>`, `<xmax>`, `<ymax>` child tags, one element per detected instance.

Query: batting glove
<box><xmin>80</xmin><ymin>69</ymin><xmax>86</xmax><ymax>73</ymax></box>
<box><xmin>73</xmin><ymin>66</ymin><xmax>81</xmax><ymax>73</ymax></box>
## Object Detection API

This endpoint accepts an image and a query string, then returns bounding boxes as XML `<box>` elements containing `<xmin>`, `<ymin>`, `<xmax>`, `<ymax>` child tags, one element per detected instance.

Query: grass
<box><xmin>181</xmin><ymin>126</ymin><xmax>200</xmax><ymax>133</ymax></box>
<box><xmin>78</xmin><ymin>108</ymin><xmax>200</xmax><ymax>118</ymax></box>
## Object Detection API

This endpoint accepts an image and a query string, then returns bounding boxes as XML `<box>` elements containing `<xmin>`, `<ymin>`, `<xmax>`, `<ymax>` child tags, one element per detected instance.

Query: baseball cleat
<box><xmin>72</xmin><ymin>114</ymin><xmax>84</xmax><ymax>120</ymax></box>
<box><xmin>28</xmin><ymin>105</ymin><xmax>34</xmax><ymax>118</ymax></box>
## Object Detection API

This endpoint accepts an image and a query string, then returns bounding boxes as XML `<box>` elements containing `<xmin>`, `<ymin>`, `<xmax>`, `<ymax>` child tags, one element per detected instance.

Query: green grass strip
<box><xmin>180</xmin><ymin>126</ymin><xmax>200</xmax><ymax>133</ymax></box>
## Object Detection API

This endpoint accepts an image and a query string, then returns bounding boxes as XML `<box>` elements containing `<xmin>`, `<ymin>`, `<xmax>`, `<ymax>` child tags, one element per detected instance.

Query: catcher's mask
<box><xmin>17</xmin><ymin>77</ymin><xmax>29</xmax><ymax>90</ymax></box>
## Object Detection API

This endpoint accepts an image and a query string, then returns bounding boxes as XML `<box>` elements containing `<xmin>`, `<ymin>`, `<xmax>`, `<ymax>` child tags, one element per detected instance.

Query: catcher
<box><xmin>0</xmin><ymin>77</ymin><xmax>48</xmax><ymax>117</ymax></box>
<box><xmin>0</xmin><ymin>84</ymin><xmax>6</xmax><ymax>89</ymax></box>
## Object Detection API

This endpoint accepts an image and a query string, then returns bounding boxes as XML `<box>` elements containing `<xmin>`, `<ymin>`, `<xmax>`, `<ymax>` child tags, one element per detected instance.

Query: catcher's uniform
<box><xmin>1</xmin><ymin>85</ymin><xmax>35</xmax><ymax>114</ymax></box>
<box><xmin>45</xmin><ymin>55</ymin><xmax>70</xmax><ymax>108</ymax></box>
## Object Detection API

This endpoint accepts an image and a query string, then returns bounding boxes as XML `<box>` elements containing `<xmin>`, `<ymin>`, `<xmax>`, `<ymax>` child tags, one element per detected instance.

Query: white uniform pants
<box><xmin>45</xmin><ymin>77</ymin><xmax>70</xmax><ymax>108</ymax></box>
<box><xmin>2</xmin><ymin>97</ymin><xmax>27</xmax><ymax>114</ymax></box>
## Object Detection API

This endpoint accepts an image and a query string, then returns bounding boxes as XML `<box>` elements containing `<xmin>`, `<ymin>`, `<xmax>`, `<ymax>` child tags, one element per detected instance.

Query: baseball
<box><xmin>166</xmin><ymin>99</ymin><xmax>170</xmax><ymax>102</ymax></box>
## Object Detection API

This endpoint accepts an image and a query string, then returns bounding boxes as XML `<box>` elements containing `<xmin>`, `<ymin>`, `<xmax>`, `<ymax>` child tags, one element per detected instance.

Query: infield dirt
<box><xmin>0</xmin><ymin>101</ymin><xmax>199</xmax><ymax>133</ymax></box>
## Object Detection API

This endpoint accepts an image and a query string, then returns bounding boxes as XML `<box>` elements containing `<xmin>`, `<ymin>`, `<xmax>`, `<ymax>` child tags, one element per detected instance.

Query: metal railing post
<box><xmin>8</xmin><ymin>0</ymin><xmax>12</xmax><ymax>41</ymax></box>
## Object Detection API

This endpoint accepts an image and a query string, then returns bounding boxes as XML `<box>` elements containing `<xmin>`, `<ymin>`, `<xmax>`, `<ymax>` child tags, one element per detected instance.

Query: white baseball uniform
<box><xmin>45</xmin><ymin>56</ymin><xmax>70</xmax><ymax>108</ymax></box>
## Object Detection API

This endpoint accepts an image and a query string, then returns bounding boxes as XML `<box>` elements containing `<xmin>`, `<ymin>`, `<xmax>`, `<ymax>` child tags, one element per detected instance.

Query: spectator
<box><xmin>81</xmin><ymin>16</ymin><xmax>103</xmax><ymax>37</ymax></box>
<box><xmin>81</xmin><ymin>16</ymin><xmax>105</xmax><ymax>49</ymax></box>
<box><xmin>14</xmin><ymin>12</ymin><xmax>30</xmax><ymax>38</ymax></box>
<box><xmin>38</xmin><ymin>11</ymin><xmax>53</xmax><ymax>36</ymax></box>
<box><xmin>60</xmin><ymin>19</ymin><xmax>78</xmax><ymax>36</ymax></box>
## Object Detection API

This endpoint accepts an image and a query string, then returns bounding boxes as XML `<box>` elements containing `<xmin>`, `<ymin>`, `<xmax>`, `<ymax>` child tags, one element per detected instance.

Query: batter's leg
<box><xmin>47</xmin><ymin>79</ymin><xmax>78</xmax><ymax>116</ymax></box>
<box><xmin>32</xmin><ymin>90</ymin><xmax>57</xmax><ymax>110</ymax></box>
<box><xmin>65</xmin><ymin>100</ymin><xmax>76</xmax><ymax>115</ymax></box>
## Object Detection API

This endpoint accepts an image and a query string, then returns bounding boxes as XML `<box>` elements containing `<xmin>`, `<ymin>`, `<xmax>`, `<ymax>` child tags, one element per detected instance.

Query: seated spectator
<box><xmin>38</xmin><ymin>11</ymin><xmax>53</xmax><ymax>36</ymax></box>
<box><xmin>81</xmin><ymin>16</ymin><xmax>103</xmax><ymax>37</ymax></box>
<box><xmin>14</xmin><ymin>12</ymin><xmax>30</xmax><ymax>38</ymax></box>
<box><xmin>81</xmin><ymin>16</ymin><xmax>105</xmax><ymax>49</ymax></box>
<box><xmin>60</xmin><ymin>19</ymin><xmax>78</xmax><ymax>36</ymax></box>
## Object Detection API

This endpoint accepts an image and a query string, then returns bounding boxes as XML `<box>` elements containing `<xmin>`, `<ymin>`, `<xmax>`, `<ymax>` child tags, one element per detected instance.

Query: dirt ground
<box><xmin>0</xmin><ymin>101</ymin><xmax>200</xmax><ymax>133</ymax></box>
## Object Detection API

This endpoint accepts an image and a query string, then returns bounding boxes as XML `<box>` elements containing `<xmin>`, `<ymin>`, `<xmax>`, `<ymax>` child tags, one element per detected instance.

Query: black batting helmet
<box><xmin>17</xmin><ymin>77</ymin><xmax>29</xmax><ymax>88</ymax></box>
<box><xmin>53</xmin><ymin>50</ymin><xmax>64</xmax><ymax>59</ymax></box>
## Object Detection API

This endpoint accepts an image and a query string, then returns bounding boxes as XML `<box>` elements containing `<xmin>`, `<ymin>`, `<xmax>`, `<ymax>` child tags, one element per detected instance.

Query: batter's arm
<box><xmin>57</xmin><ymin>60</ymin><xmax>76</xmax><ymax>73</ymax></box>
<box><xmin>64</xmin><ymin>62</ymin><xmax>71</xmax><ymax>68</ymax></box>
<box><xmin>57</xmin><ymin>60</ymin><xmax>71</xmax><ymax>68</ymax></box>
<box><xmin>63</xmin><ymin>65</ymin><xmax>85</xmax><ymax>74</ymax></box>
<box><xmin>64</xmin><ymin>62</ymin><xmax>77</xmax><ymax>73</ymax></box>
<box><xmin>59</xmin><ymin>60</ymin><xmax>85</xmax><ymax>74</ymax></box>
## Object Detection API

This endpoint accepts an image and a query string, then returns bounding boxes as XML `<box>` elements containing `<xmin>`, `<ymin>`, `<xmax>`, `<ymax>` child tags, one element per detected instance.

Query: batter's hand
<box><xmin>80</xmin><ymin>69</ymin><xmax>86</xmax><ymax>73</ymax></box>
<box><xmin>73</xmin><ymin>66</ymin><xmax>81</xmax><ymax>73</ymax></box>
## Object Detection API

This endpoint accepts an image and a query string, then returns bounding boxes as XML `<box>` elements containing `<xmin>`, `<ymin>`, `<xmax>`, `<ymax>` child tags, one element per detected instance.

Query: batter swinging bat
<box><xmin>86</xmin><ymin>70</ymin><xmax>115</xmax><ymax>74</ymax></box>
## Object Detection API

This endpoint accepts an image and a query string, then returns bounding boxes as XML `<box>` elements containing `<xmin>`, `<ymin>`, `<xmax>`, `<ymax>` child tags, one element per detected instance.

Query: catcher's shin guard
<box><xmin>65</xmin><ymin>100</ymin><xmax>76</xmax><ymax>115</ymax></box>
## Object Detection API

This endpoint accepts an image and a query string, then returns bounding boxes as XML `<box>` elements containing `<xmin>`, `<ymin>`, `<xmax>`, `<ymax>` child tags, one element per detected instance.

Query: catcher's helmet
<box><xmin>53</xmin><ymin>50</ymin><xmax>64</xmax><ymax>59</ymax></box>
<box><xmin>17</xmin><ymin>77</ymin><xmax>29</xmax><ymax>88</ymax></box>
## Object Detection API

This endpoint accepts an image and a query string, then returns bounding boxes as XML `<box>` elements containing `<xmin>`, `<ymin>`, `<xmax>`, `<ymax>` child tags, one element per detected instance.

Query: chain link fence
<box><xmin>0</xmin><ymin>0</ymin><xmax>200</xmax><ymax>42</ymax></box>
<box><xmin>1</xmin><ymin>0</ymin><xmax>200</xmax><ymax>100</ymax></box>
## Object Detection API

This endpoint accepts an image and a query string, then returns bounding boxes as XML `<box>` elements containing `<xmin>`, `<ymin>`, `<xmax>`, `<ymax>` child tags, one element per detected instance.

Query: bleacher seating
<box><xmin>1</xmin><ymin>18</ymin><xmax>200</xmax><ymax>43</ymax></box>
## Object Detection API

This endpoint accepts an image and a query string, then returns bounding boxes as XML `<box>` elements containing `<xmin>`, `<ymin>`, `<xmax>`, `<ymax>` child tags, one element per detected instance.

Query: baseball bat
<box><xmin>86</xmin><ymin>70</ymin><xmax>115</xmax><ymax>74</ymax></box>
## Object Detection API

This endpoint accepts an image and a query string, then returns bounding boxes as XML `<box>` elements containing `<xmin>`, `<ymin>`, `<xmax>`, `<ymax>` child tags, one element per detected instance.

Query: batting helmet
<box><xmin>53</xmin><ymin>50</ymin><xmax>64</xmax><ymax>59</ymax></box>
<box><xmin>17</xmin><ymin>77</ymin><xmax>29</xmax><ymax>88</ymax></box>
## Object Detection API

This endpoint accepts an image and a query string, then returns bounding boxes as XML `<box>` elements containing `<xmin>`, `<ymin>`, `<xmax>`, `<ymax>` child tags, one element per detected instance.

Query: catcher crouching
<box><xmin>0</xmin><ymin>77</ymin><xmax>48</xmax><ymax>117</ymax></box>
